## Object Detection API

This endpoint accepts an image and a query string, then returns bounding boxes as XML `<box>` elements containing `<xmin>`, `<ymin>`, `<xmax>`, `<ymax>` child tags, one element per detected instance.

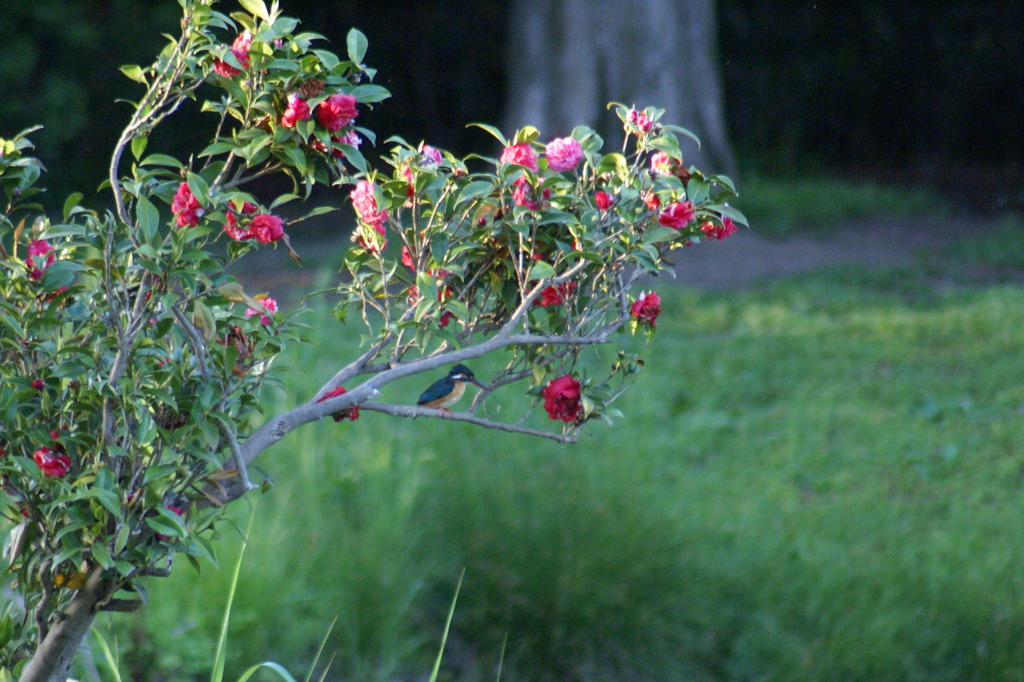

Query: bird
<box><xmin>416</xmin><ymin>364</ymin><xmax>485</xmax><ymax>415</ymax></box>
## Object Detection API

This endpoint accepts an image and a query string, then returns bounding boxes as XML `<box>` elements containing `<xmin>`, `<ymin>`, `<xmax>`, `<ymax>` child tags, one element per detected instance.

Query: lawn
<box><xmin>87</xmin><ymin>226</ymin><xmax>1024</xmax><ymax>681</ymax></box>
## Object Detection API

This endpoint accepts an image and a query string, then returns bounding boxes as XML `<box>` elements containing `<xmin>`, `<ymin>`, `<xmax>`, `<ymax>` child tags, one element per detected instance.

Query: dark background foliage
<box><xmin>1</xmin><ymin>0</ymin><xmax>1020</xmax><ymax>208</ymax></box>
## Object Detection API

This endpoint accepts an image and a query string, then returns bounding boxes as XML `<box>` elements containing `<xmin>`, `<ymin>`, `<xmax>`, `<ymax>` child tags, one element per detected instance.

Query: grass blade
<box><xmin>210</xmin><ymin>502</ymin><xmax>259</xmax><ymax>682</ymax></box>
<box><xmin>90</xmin><ymin>629</ymin><xmax>123</xmax><ymax>682</ymax></box>
<box><xmin>303</xmin><ymin>615</ymin><xmax>338</xmax><ymax>682</ymax></box>
<box><xmin>495</xmin><ymin>632</ymin><xmax>507</xmax><ymax>682</ymax></box>
<box><xmin>235</xmin><ymin>661</ymin><xmax>299</xmax><ymax>682</ymax></box>
<box><xmin>428</xmin><ymin>567</ymin><xmax>465</xmax><ymax>682</ymax></box>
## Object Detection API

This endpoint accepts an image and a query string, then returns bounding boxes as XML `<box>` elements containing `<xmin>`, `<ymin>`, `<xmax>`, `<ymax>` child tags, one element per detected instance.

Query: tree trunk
<box><xmin>505</xmin><ymin>0</ymin><xmax>736</xmax><ymax>175</ymax></box>
<box><xmin>18</xmin><ymin>569</ymin><xmax>114</xmax><ymax>682</ymax></box>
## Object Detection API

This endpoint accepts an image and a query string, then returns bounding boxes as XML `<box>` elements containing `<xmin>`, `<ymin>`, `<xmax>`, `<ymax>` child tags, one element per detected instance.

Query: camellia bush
<box><xmin>0</xmin><ymin>0</ymin><xmax>745</xmax><ymax>679</ymax></box>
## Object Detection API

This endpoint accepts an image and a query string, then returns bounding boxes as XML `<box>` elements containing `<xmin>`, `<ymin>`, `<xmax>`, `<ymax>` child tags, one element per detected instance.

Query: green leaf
<box><xmin>457</xmin><ymin>181</ymin><xmax>494</xmax><ymax>205</ymax></box>
<box><xmin>265</xmin><ymin>59</ymin><xmax>300</xmax><ymax>72</ymax></box>
<box><xmin>62</xmin><ymin>192</ymin><xmax>83</xmax><ymax>222</ymax></box>
<box><xmin>199</xmin><ymin>141</ymin><xmax>236</xmax><ymax>158</ymax></box>
<box><xmin>140</xmin><ymin>154</ymin><xmax>184</xmax><ymax>169</ymax></box>
<box><xmin>705</xmin><ymin>203</ymin><xmax>749</xmax><ymax>227</ymax></box>
<box><xmin>91</xmin><ymin>542</ymin><xmax>112</xmax><ymax>570</ymax></box>
<box><xmin>346</xmin><ymin>28</ymin><xmax>368</xmax><ymax>64</ymax></box>
<box><xmin>119</xmin><ymin>64</ymin><xmax>146</xmax><ymax>83</ymax></box>
<box><xmin>187</xmin><ymin>172</ymin><xmax>211</xmax><ymax>208</ymax></box>
<box><xmin>340</xmin><ymin>143</ymin><xmax>366</xmax><ymax>173</ymax></box>
<box><xmin>39</xmin><ymin>260</ymin><xmax>87</xmax><ymax>291</ymax></box>
<box><xmin>466</xmin><ymin>123</ymin><xmax>507</xmax><ymax>147</ymax></box>
<box><xmin>237</xmin><ymin>0</ymin><xmax>270</xmax><ymax>21</ymax></box>
<box><xmin>529</xmin><ymin>261</ymin><xmax>556</xmax><ymax>280</ymax></box>
<box><xmin>643</xmin><ymin>227</ymin><xmax>682</xmax><ymax>245</ymax></box>
<box><xmin>131</xmin><ymin>135</ymin><xmax>148</xmax><ymax>161</ymax></box>
<box><xmin>136</xmin><ymin>195</ymin><xmax>160</xmax><ymax>242</ymax></box>
<box><xmin>349</xmin><ymin>84</ymin><xmax>390</xmax><ymax>104</ymax></box>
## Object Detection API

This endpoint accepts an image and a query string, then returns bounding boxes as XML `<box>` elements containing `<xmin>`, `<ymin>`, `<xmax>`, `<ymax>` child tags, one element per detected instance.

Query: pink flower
<box><xmin>542</xmin><ymin>375</ymin><xmax>582</xmax><ymax>423</ymax></box>
<box><xmin>249</xmin><ymin>213</ymin><xmax>284</xmax><ymax>244</ymax></box>
<box><xmin>316</xmin><ymin>385</ymin><xmax>360</xmax><ymax>422</ymax></box>
<box><xmin>171</xmin><ymin>182</ymin><xmax>204</xmax><ymax>228</ymax></box>
<box><xmin>33</xmin><ymin>446</ymin><xmax>71</xmax><ymax>478</ymax></box>
<box><xmin>512</xmin><ymin>177</ymin><xmax>539</xmax><ymax>210</ymax></box>
<box><xmin>26</xmin><ymin>239</ymin><xmax>55</xmax><ymax>280</ymax></box>
<box><xmin>627</xmin><ymin>109</ymin><xmax>653</xmax><ymax>133</ymax></box>
<box><xmin>420</xmin><ymin>145</ymin><xmax>443</xmax><ymax>169</ymax></box>
<box><xmin>700</xmin><ymin>216</ymin><xmax>739</xmax><ymax>241</ymax></box>
<box><xmin>224</xmin><ymin>201</ymin><xmax>258</xmax><ymax>241</ymax></box>
<box><xmin>499</xmin><ymin>143</ymin><xmax>538</xmax><ymax>171</ymax></box>
<box><xmin>536</xmin><ymin>282</ymin><xmax>577</xmax><ymax>307</ymax></box>
<box><xmin>281</xmin><ymin>94</ymin><xmax>311</xmax><ymax>129</ymax></box>
<box><xmin>350</xmin><ymin>180</ymin><xmax>388</xmax><ymax>231</ymax></box>
<box><xmin>631</xmin><ymin>291</ymin><xmax>662</xmax><ymax>327</ymax></box>
<box><xmin>658</xmin><ymin>201</ymin><xmax>696</xmax><ymax>229</ymax></box>
<box><xmin>594</xmin><ymin>191</ymin><xmax>613</xmax><ymax>211</ymax></box>
<box><xmin>544</xmin><ymin>137</ymin><xmax>584</xmax><ymax>171</ymax></box>
<box><xmin>245</xmin><ymin>296</ymin><xmax>278</xmax><ymax>325</ymax></box>
<box><xmin>315</xmin><ymin>93</ymin><xmax>358</xmax><ymax>132</ymax></box>
<box><xmin>649</xmin><ymin>151</ymin><xmax>676</xmax><ymax>176</ymax></box>
<box><xmin>213</xmin><ymin>31</ymin><xmax>252</xmax><ymax>77</ymax></box>
<box><xmin>338</xmin><ymin>130</ymin><xmax>362</xmax><ymax>148</ymax></box>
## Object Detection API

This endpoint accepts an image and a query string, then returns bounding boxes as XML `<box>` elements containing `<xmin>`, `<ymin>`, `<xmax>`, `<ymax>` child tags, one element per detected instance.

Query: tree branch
<box><xmin>359</xmin><ymin>402</ymin><xmax>577</xmax><ymax>443</ymax></box>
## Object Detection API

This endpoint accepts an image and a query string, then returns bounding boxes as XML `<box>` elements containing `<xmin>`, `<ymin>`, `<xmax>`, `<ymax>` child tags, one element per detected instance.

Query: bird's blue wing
<box><xmin>418</xmin><ymin>377</ymin><xmax>453</xmax><ymax>405</ymax></box>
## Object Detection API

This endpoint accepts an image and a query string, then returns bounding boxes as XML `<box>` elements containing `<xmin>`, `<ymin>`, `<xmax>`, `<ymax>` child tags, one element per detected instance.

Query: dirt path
<box><xmin>237</xmin><ymin>214</ymin><xmax>997</xmax><ymax>296</ymax></box>
<box><xmin>672</xmin><ymin>214</ymin><xmax>971</xmax><ymax>289</ymax></box>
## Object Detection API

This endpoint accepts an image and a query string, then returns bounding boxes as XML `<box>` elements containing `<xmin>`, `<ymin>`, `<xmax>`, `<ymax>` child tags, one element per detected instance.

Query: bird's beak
<box><xmin>467</xmin><ymin>377</ymin><xmax>486</xmax><ymax>390</ymax></box>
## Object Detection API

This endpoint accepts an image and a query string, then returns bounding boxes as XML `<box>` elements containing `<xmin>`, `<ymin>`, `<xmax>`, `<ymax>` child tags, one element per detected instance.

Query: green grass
<box><xmin>737</xmin><ymin>174</ymin><xmax>948</xmax><ymax>236</ymax></box>
<box><xmin>114</xmin><ymin>264</ymin><xmax>1024</xmax><ymax>681</ymax></box>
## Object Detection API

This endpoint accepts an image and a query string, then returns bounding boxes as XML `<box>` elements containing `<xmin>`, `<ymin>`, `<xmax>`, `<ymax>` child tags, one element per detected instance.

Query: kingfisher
<box><xmin>416</xmin><ymin>364</ymin><xmax>485</xmax><ymax>415</ymax></box>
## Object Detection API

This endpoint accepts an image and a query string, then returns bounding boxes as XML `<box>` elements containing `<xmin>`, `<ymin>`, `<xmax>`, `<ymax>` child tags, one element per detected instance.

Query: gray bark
<box><xmin>505</xmin><ymin>0</ymin><xmax>736</xmax><ymax>175</ymax></box>
<box><xmin>19</xmin><ymin>569</ymin><xmax>114</xmax><ymax>682</ymax></box>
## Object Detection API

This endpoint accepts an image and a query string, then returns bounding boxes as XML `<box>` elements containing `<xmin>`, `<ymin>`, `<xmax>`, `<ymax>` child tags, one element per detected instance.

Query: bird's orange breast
<box><xmin>421</xmin><ymin>380</ymin><xmax>466</xmax><ymax>409</ymax></box>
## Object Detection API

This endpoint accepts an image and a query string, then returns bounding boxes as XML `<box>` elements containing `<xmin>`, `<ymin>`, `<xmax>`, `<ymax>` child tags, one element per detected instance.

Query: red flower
<box><xmin>171</xmin><ymin>182</ymin><xmax>204</xmax><ymax>228</ymax></box>
<box><xmin>33</xmin><ymin>447</ymin><xmax>71</xmax><ymax>478</ymax></box>
<box><xmin>32</xmin><ymin>378</ymin><xmax>45</xmax><ymax>391</ymax></box>
<box><xmin>542</xmin><ymin>375</ymin><xmax>582</xmax><ymax>423</ymax></box>
<box><xmin>224</xmin><ymin>201</ymin><xmax>258</xmax><ymax>241</ymax></box>
<box><xmin>499</xmin><ymin>142</ymin><xmax>539</xmax><ymax>171</ymax></box>
<box><xmin>281</xmin><ymin>93</ymin><xmax>311</xmax><ymax>129</ymax></box>
<box><xmin>658</xmin><ymin>201</ymin><xmax>696</xmax><ymax>230</ymax></box>
<box><xmin>536</xmin><ymin>282</ymin><xmax>577</xmax><ymax>307</ymax></box>
<box><xmin>594</xmin><ymin>191</ymin><xmax>613</xmax><ymax>211</ymax></box>
<box><xmin>401</xmin><ymin>246</ymin><xmax>416</xmax><ymax>270</ymax></box>
<box><xmin>700</xmin><ymin>216</ymin><xmax>739</xmax><ymax>241</ymax></box>
<box><xmin>315</xmin><ymin>93</ymin><xmax>359</xmax><ymax>132</ymax></box>
<box><xmin>213</xmin><ymin>31</ymin><xmax>252</xmax><ymax>77</ymax></box>
<box><xmin>316</xmin><ymin>386</ymin><xmax>360</xmax><ymax>422</ymax></box>
<box><xmin>643</xmin><ymin>192</ymin><xmax>661</xmax><ymax>210</ymax></box>
<box><xmin>249</xmin><ymin>213</ymin><xmax>285</xmax><ymax>243</ymax></box>
<box><xmin>631</xmin><ymin>290</ymin><xmax>662</xmax><ymax>327</ymax></box>
<box><xmin>439</xmin><ymin>310</ymin><xmax>454</xmax><ymax>328</ymax></box>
